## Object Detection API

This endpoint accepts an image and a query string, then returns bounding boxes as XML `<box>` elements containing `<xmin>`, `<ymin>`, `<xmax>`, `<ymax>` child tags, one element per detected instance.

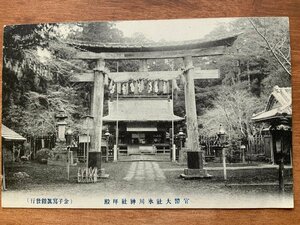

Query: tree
<box><xmin>2</xmin><ymin>21</ymin><xmax>152</xmax><ymax>137</ymax></box>
<box><xmin>199</xmin><ymin>85</ymin><xmax>265</xmax><ymax>142</ymax></box>
<box><xmin>72</xmin><ymin>22</ymin><xmax>124</xmax><ymax>43</ymax></box>
<box><xmin>2</xmin><ymin>24</ymin><xmax>57</xmax><ymax>133</ymax></box>
<box><xmin>2</xmin><ymin>23</ymin><xmax>88</xmax><ymax>135</ymax></box>
<box><xmin>195</xmin><ymin>17</ymin><xmax>291</xmax><ymax>150</ymax></box>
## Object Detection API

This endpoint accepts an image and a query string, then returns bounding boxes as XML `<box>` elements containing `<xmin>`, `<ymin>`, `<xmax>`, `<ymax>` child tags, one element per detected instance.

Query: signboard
<box><xmin>79</xmin><ymin>135</ymin><xmax>91</xmax><ymax>143</ymax></box>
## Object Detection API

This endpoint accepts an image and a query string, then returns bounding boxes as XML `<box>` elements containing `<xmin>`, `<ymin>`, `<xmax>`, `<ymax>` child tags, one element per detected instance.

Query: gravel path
<box><xmin>124</xmin><ymin>162</ymin><xmax>166</xmax><ymax>181</ymax></box>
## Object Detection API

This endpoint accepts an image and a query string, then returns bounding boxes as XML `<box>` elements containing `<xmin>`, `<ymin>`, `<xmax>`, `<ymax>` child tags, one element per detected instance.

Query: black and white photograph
<box><xmin>1</xmin><ymin>17</ymin><xmax>293</xmax><ymax>208</ymax></box>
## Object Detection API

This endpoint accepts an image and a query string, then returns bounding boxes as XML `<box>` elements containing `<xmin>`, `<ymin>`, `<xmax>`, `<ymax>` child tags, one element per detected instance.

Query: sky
<box><xmin>115</xmin><ymin>18</ymin><xmax>236</xmax><ymax>42</ymax></box>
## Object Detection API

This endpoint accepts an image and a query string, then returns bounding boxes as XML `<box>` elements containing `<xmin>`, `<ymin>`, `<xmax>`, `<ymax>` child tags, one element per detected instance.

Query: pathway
<box><xmin>124</xmin><ymin>161</ymin><xmax>166</xmax><ymax>181</ymax></box>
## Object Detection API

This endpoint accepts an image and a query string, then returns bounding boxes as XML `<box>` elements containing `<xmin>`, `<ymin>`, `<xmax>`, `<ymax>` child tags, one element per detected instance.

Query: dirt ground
<box><xmin>2</xmin><ymin>160</ymin><xmax>294</xmax><ymax>208</ymax></box>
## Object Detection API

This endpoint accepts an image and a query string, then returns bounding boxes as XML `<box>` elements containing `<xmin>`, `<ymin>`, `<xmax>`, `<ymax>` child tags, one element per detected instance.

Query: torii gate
<box><xmin>69</xmin><ymin>34</ymin><xmax>238</xmax><ymax>174</ymax></box>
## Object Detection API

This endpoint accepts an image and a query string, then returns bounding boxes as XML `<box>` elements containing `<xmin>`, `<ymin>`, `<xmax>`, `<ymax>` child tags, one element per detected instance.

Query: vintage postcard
<box><xmin>1</xmin><ymin>17</ymin><xmax>293</xmax><ymax>208</ymax></box>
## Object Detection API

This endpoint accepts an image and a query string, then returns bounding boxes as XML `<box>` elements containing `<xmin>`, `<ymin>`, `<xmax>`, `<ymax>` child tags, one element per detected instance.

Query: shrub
<box><xmin>35</xmin><ymin>148</ymin><xmax>52</xmax><ymax>164</ymax></box>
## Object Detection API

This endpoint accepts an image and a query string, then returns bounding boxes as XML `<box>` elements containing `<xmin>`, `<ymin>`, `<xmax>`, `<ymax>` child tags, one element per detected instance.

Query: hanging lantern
<box><xmin>154</xmin><ymin>80</ymin><xmax>159</xmax><ymax>93</ymax></box>
<box><xmin>110</xmin><ymin>83</ymin><xmax>115</xmax><ymax>94</ymax></box>
<box><xmin>163</xmin><ymin>81</ymin><xmax>168</xmax><ymax>94</ymax></box>
<box><xmin>117</xmin><ymin>82</ymin><xmax>121</xmax><ymax>94</ymax></box>
<box><xmin>148</xmin><ymin>80</ymin><xmax>153</xmax><ymax>93</ymax></box>
<box><xmin>134</xmin><ymin>81</ymin><xmax>139</xmax><ymax>95</ymax></box>
<box><xmin>130</xmin><ymin>81</ymin><xmax>135</xmax><ymax>93</ymax></box>
<box><xmin>121</xmin><ymin>83</ymin><xmax>126</xmax><ymax>95</ymax></box>
<box><xmin>125</xmin><ymin>82</ymin><xmax>129</xmax><ymax>95</ymax></box>
<box><xmin>158</xmin><ymin>80</ymin><xmax>164</xmax><ymax>93</ymax></box>
<box><xmin>139</xmin><ymin>80</ymin><xmax>145</xmax><ymax>93</ymax></box>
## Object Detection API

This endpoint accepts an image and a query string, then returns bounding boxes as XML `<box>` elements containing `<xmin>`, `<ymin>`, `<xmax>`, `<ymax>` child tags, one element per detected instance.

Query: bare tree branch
<box><xmin>248</xmin><ymin>18</ymin><xmax>291</xmax><ymax>76</ymax></box>
<box><xmin>275</xmin><ymin>48</ymin><xmax>291</xmax><ymax>66</ymax></box>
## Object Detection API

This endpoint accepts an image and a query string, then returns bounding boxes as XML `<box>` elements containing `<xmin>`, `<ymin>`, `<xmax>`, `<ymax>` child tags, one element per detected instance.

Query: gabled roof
<box><xmin>265</xmin><ymin>86</ymin><xmax>291</xmax><ymax>111</ymax></box>
<box><xmin>103</xmin><ymin>98</ymin><xmax>184</xmax><ymax>122</ymax></box>
<box><xmin>252</xmin><ymin>86</ymin><xmax>292</xmax><ymax>122</ymax></box>
<box><xmin>2</xmin><ymin>124</ymin><xmax>26</xmax><ymax>141</ymax></box>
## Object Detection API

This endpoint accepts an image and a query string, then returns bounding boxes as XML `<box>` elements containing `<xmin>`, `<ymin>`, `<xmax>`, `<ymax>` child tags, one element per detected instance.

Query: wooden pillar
<box><xmin>90</xmin><ymin>84</ymin><xmax>94</xmax><ymax>115</ymax></box>
<box><xmin>222</xmin><ymin>148</ymin><xmax>227</xmax><ymax>180</ymax></box>
<box><xmin>279</xmin><ymin>156</ymin><xmax>285</xmax><ymax>193</ymax></box>
<box><xmin>2</xmin><ymin>146</ymin><xmax>6</xmax><ymax>190</ymax></box>
<box><xmin>183</xmin><ymin>56</ymin><xmax>201</xmax><ymax>153</ymax></box>
<box><xmin>92</xmin><ymin>59</ymin><xmax>106</xmax><ymax>152</ymax></box>
<box><xmin>171</xmin><ymin>81</ymin><xmax>175</xmax><ymax>162</ymax></box>
<box><xmin>270</xmin><ymin>135</ymin><xmax>275</xmax><ymax>164</ymax></box>
<box><xmin>115</xmin><ymin>62</ymin><xmax>119</xmax><ymax>160</ymax></box>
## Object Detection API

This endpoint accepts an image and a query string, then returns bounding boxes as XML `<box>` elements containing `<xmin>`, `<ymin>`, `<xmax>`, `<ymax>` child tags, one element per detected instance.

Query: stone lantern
<box><xmin>269</xmin><ymin>116</ymin><xmax>292</xmax><ymax>192</ymax></box>
<box><xmin>55</xmin><ymin>111</ymin><xmax>68</xmax><ymax>142</ymax></box>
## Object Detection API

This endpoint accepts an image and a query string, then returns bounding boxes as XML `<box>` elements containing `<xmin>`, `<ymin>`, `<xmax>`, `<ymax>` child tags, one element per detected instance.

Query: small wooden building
<box><xmin>2</xmin><ymin>124</ymin><xmax>27</xmax><ymax>190</ymax></box>
<box><xmin>252</xmin><ymin>86</ymin><xmax>292</xmax><ymax>164</ymax></box>
<box><xmin>2</xmin><ymin>124</ymin><xmax>27</xmax><ymax>162</ymax></box>
<box><xmin>103</xmin><ymin>96</ymin><xmax>183</xmax><ymax>156</ymax></box>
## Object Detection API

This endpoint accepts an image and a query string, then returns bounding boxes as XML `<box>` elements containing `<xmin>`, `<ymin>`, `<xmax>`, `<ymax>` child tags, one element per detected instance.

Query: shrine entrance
<box><xmin>69</xmin><ymin>34</ymin><xmax>238</xmax><ymax>164</ymax></box>
<box><xmin>102</xmin><ymin>93</ymin><xmax>183</xmax><ymax>161</ymax></box>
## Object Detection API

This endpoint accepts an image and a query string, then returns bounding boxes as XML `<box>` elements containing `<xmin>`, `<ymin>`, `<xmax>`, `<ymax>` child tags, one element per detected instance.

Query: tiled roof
<box><xmin>103</xmin><ymin>98</ymin><xmax>184</xmax><ymax>122</ymax></box>
<box><xmin>251</xmin><ymin>105</ymin><xmax>291</xmax><ymax>122</ymax></box>
<box><xmin>265</xmin><ymin>86</ymin><xmax>291</xmax><ymax>111</ymax></box>
<box><xmin>2</xmin><ymin>124</ymin><xmax>26</xmax><ymax>141</ymax></box>
<box><xmin>66</xmin><ymin>33</ymin><xmax>240</xmax><ymax>53</ymax></box>
<box><xmin>252</xmin><ymin>86</ymin><xmax>292</xmax><ymax>122</ymax></box>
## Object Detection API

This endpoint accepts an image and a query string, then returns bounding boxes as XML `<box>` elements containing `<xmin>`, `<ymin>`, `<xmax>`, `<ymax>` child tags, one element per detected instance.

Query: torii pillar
<box><xmin>92</xmin><ymin>59</ymin><xmax>105</xmax><ymax>153</ymax></box>
<box><xmin>88</xmin><ymin>59</ymin><xmax>106</xmax><ymax>174</ymax></box>
<box><xmin>181</xmin><ymin>56</ymin><xmax>210</xmax><ymax>178</ymax></box>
